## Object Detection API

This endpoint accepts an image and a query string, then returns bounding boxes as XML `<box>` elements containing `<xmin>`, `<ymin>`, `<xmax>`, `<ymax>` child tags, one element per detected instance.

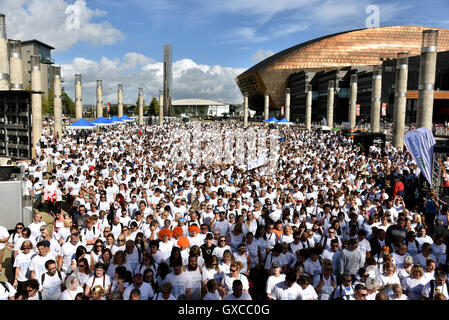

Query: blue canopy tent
<box><xmin>66</xmin><ymin>118</ymin><xmax>96</xmax><ymax>130</ymax></box>
<box><xmin>277</xmin><ymin>118</ymin><xmax>293</xmax><ymax>125</ymax></box>
<box><xmin>110</xmin><ymin>115</ymin><xmax>124</xmax><ymax>123</ymax></box>
<box><xmin>120</xmin><ymin>115</ymin><xmax>135</xmax><ymax>122</ymax></box>
<box><xmin>263</xmin><ymin>117</ymin><xmax>279</xmax><ymax>123</ymax></box>
<box><xmin>91</xmin><ymin>117</ymin><xmax>114</xmax><ymax>126</ymax></box>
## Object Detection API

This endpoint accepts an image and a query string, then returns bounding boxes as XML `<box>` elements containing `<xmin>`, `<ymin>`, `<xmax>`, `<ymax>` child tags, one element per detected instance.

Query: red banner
<box><xmin>356</xmin><ymin>104</ymin><xmax>360</xmax><ymax>116</ymax></box>
<box><xmin>281</xmin><ymin>106</ymin><xmax>284</xmax><ymax>116</ymax></box>
<box><xmin>381</xmin><ymin>102</ymin><xmax>387</xmax><ymax>116</ymax></box>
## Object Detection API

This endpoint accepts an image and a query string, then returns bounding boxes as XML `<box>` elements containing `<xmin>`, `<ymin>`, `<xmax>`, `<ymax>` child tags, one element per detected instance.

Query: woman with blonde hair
<box><xmin>279</xmin><ymin>225</ymin><xmax>294</xmax><ymax>244</ymax></box>
<box><xmin>221</xmin><ymin>261</ymin><xmax>249</xmax><ymax>295</ymax></box>
<box><xmin>403</xmin><ymin>264</ymin><xmax>427</xmax><ymax>300</ymax></box>
<box><xmin>378</xmin><ymin>261</ymin><xmax>400</xmax><ymax>296</ymax></box>
<box><xmin>106</xmin><ymin>250</ymin><xmax>132</xmax><ymax>279</ymax></box>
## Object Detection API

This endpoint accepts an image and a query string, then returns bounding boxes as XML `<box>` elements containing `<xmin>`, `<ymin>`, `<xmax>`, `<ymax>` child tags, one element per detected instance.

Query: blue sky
<box><xmin>3</xmin><ymin>0</ymin><xmax>449</xmax><ymax>104</ymax></box>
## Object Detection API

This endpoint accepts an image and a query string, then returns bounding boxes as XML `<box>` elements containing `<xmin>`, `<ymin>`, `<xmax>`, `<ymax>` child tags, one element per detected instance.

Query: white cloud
<box><xmin>251</xmin><ymin>49</ymin><xmax>275</xmax><ymax>63</ymax></box>
<box><xmin>2</xmin><ymin>0</ymin><xmax>124</xmax><ymax>51</ymax></box>
<box><xmin>61</xmin><ymin>53</ymin><xmax>246</xmax><ymax>106</ymax></box>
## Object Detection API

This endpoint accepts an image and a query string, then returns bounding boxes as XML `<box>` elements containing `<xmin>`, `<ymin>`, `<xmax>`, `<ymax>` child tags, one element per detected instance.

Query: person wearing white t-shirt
<box><xmin>270</xmin><ymin>272</ymin><xmax>303</xmax><ymax>300</ymax></box>
<box><xmin>60</xmin><ymin>275</ymin><xmax>84</xmax><ymax>300</ymax></box>
<box><xmin>29</xmin><ymin>241</ymin><xmax>57</xmax><ymax>283</ymax></box>
<box><xmin>28</xmin><ymin>213</ymin><xmax>46</xmax><ymax>242</ymax></box>
<box><xmin>403</xmin><ymin>265</ymin><xmax>428</xmax><ymax>300</ymax></box>
<box><xmin>0</xmin><ymin>280</ymin><xmax>16</xmax><ymax>300</ymax></box>
<box><xmin>164</xmin><ymin>262</ymin><xmax>192</xmax><ymax>299</ymax></box>
<box><xmin>203</xmin><ymin>279</ymin><xmax>223</xmax><ymax>300</ymax></box>
<box><xmin>221</xmin><ymin>261</ymin><xmax>249</xmax><ymax>295</ymax></box>
<box><xmin>60</xmin><ymin>232</ymin><xmax>83</xmax><ymax>274</ymax></box>
<box><xmin>313</xmin><ymin>263</ymin><xmax>337</xmax><ymax>300</ymax></box>
<box><xmin>223</xmin><ymin>280</ymin><xmax>252</xmax><ymax>300</ymax></box>
<box><xmin>421</xmin><ymin>270</ymin><xmax>449</xmax><ymax>300</ymax></box>
<box><xmin>123</xmin><ymin>273</ymin><xmax>154</xmax><ymax>300</ymax></box>
<box><xmin>413</xmin><ymin>243</ymin><xmax>437</xmax><ymax>268</ymax></box>
<box><xmin>40</xmin><ymin>260</ymin><xmax>66</xmax><ymax>300</ymax></box>
<box><xmin>85</xmin><ymin>263</ymin><xmax>112</xmax><ymax>298</ymax></box>
<box><xmin>13</xmin><ymin>240</ymin><xmax>36</xmax><ymax>289</ymax></box>
<box><xmin>297</xmin><ymin>275</ymin><xmax>318</xmax><ymax>300</ymax></box>
<box><xmin>265</xmin><ymin>261</ymin><xmax>286</xmax><ymax>300</ymax></box>
<box><xmin>152</xmin><ymin>282</ymin><xmax>177</xmax><ymax>300</ymax></box>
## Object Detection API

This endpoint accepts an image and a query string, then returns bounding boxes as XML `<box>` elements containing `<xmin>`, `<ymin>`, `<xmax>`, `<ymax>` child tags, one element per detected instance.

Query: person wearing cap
<box><xmin>339</xmin><ymin>238</ymin><xmax>363</xmax><ymax>279</ymax></box>
<box><xmin>176</xmin><ymin>218</ymin><xmax>188</xmax><ymax>237</ymax></box>
<box><xmin>265</xmin><ymin>260</ymin><xmax>286</xmax><ymax>300</ymax></box>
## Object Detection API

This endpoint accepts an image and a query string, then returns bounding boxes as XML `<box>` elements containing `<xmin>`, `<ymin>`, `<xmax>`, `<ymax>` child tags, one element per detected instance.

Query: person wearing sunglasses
<box><xmin>13</xmin><ymin>240</ymin><xmax>35</xmax><ymax>291</ymax></box>
<box><xmin>8</xmin><ymin>223</ymin><xmax>25</xmax><ymax>262</ymax></box>
<box><xmin>221</xmin><ymin>261</ymin><xmax>249</xmax><ymax>296</ymax></box>
<box><xmin>332</xmin><ymin>273</ymin><xmax>354</xmax><ymax>300</ymax></box>
<box><xmin>353</xmin><ymin>283</ymin><xmax>369</xmax><ymax>300</ymax></box>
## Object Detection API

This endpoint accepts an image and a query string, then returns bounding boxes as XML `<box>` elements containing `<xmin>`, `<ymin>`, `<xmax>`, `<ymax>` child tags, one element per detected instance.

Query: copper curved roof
<box><xmin>240</xmin><ymin>26</ymin><xmax>449</xmax><ymax>75</ymax></box>
<box><xmin>237</xmin><ymin>26</ymin><xmax>449</xmax><ymax>109</ymax></box>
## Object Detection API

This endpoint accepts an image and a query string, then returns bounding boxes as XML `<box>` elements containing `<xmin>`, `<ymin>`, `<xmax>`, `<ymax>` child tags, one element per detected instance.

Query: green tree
<box><xmin>149</xmin><ymin>97</ymin><xmax>159</xmax><ymax>116</ymax></box>
<box><xmin>41</xmin><ymin>89</ymin><xmax>54</xmax><ymax>115</ymax></box>
<box><xmin>62</xmin><ymin>91</ymin><xmax>75</xmax><ymax>117</ymax></box>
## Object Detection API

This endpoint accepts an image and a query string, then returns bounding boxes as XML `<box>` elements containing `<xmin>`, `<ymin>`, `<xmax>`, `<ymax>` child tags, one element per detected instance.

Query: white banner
<box><xmin>404</xmin><ymin>127</ymin><xmax>435</xmax><ymax>186</ymax></box>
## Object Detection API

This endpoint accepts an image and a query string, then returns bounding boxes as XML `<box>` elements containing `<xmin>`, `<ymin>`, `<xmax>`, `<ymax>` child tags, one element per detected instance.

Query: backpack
<box><xmin>428</xmin><ymin>279</ymin><xmax>449</xmax><ymax>299</ymax></box>
<box><xmin>0</xmin><ymin>282</ymin><xmax>9</xmax><ymax>293</ymax></box>
<box><xmin>42</xmin><ymin>270</ymin><xmax>62</xmax><ymax>284</ymax></box>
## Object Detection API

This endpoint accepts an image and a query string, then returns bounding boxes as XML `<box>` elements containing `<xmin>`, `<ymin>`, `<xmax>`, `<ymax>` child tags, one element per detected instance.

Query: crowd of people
<box><xmin>0</xmin><ymin>121</ymin><xmax>449</xmax><ymax>301</ymax></box>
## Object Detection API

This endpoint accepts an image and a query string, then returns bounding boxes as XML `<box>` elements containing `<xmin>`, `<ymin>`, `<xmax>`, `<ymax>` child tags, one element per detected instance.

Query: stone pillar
<box><xmin>416</xmin><ymin>29</ymin><xmax>439</xmax><ymax>130</ymax></box>
<box><xmin>393</xmin><ymin>52</ymin><xmax>409</xmax><ymax>149</ymax></box>
<box><xmin>31</xmin><ymin>55</ymin><xmax>42</xmax><ymax>157</ymax></box>
<box><xmin>8</xmin><ymin>40</ymin><xmax>23</xmax><ymax>90</ymax></box>
<box><xmin>159</xmin><ymin>90</ymin><xmax>164</xmax><ymax>125</ymax></box>
<box><xmin>75</xmin><ymin>74</ymin><xmax>82</xmax><ymax>120</ymax></box>
<box><xmin>96</xmin><ymin>80</ymin><xmax>103</xmax><ymax>118</ymax></box>
<box><xmin>138</xmin><ymin>88</ymin><xmax>144</xmax><ymax>125</ymax></box>
<box><xmin>117</xmin><ymin>84</ymin><xmax>123</xmax><ymax>118</ymax></box>
<box><xmin>348</xmin><ymin>74</ymin><xmax>358</xmax><ymax>129</ymax></box>
<box><xmin>326</xmin><ymin>81</ymin><xmax>335</xmax><ymax>128</ymax></box>
<box><xmin>243</xmin><ymin>93</ymin><xmax>248</xmax><ymax>127</ymax></box>
<box><xmin>305</xmin><ymin>84</ymin><xmax>312</xmax><ymax>130</ymax></box>
<box><xmin>370</xmin><ymin>65</ymin><xmax>382</xmax><ymax>133</ymax></box>
<box><xmin>264</xmin><ymin>91</ymin><xmax>270</xmax><ymax>121</ymax></box>
<box><xmin>285</xmin><ymin>88</ymin><xmax>291</xmax><ymax>121</ymax></box>
<box><xmin>0</xmin><ymin>15</ymin><xmax>9</xmax><ymax>90</ymax></box>
<box><xmin>53</xmin><ymin>66</ymin><xmax>62</xmax><ymax>136</ymax></box>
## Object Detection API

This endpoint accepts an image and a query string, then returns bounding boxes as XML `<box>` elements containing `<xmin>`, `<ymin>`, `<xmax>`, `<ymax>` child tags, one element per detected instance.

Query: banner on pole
<box><xmin>356</xmin><ymin>104</ymin><xmax>360</xmax><ymax>116</ymax></box>
<box><xmin>404</xmin><ymin>127</ymin><xmax>435</xmax><ymax>186</ymax></box>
